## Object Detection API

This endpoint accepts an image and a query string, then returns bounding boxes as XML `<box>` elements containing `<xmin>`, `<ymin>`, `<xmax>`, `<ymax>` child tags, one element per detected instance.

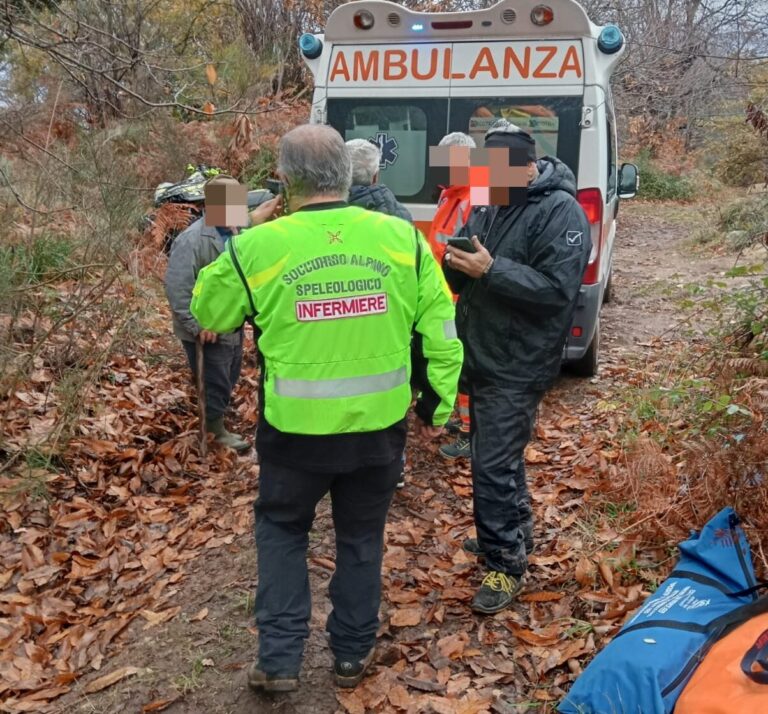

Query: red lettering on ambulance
<box><xmin>469</xmin><ymin>47</ymin><xmax>499</xmax><ymax>80</ymax></box>
<box><xmin>412</xmin><ymin>47</ymin><xmax>439</xmax><ymax>81</ymax></box>
<box><xmin>533</xmin><ymin>46</ymin><xmax>558</xmax><ymax>78</ymax></box>
<box><xmin>442</xmin><ymin>47</ymin><xmax>452</xmax><ymax>79</ymax></box>
<box><xmin>329</xmin><ymin>45</ymin><xmax>582</xmax><ymax>84</ymax></box>
<box><xmin>383</xmin><ymin>50</ymin><xmax>407</xmax><ymax>80</ymax></box>
<box><xmin>504</xmin><ymin>46</ymin><xmax>531</xmax><ymax>79</ymax></box>
<box><xmin>329</xmin><ymin>52</ymin><xmax>351</xmax><ymax>82</ymax></box>
<box><xmin>559</xmin><ymin>45</ymin><xmax>582</xmax><ymax>78</ymax></box>
<box><xmin>353</xmin><ymin>51</ymin><xmax>378</xmax><ymax>81</ymax></box>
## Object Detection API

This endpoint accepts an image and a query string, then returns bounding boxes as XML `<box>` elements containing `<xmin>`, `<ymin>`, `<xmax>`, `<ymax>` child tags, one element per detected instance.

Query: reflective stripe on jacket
<box><xmin>191</xmin><ymin>205</ymin><xmax>463</xmax><ymax>435</ymax></box>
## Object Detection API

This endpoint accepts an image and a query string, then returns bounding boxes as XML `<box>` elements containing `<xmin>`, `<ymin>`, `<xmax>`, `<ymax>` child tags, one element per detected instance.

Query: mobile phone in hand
<box><xmin>265</xmin><ymin>178</ymin><xmax>284</xmax><ymax>196</ymax></box>
<box><xmin>447</xmin><ymin>236</ymin><xmax>477</xmax><ymax>253</ymax></box>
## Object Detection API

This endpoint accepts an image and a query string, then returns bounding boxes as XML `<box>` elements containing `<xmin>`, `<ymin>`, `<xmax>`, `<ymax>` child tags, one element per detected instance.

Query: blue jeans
<box><xmin>254</xmin><ymin>457</ymin><xmax>400</xmax><ymax>675</ymax></box>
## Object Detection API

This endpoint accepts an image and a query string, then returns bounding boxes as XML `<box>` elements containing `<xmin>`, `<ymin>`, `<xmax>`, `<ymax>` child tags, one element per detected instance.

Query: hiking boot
<box><xmin>206</xmin><ymin>417</ymin><xmax>250</xmax><ymax>452</ymax></box>
<box><xmin>463</xmin><ymin>534</ymin><xmax>535</xmax><ymax>557</ymax></box>
<box><xmin>247</xmin><ymin>663</ymin><xmax>298</xmax><ymax>693</ymax></box>
<box><xmin>334</xmin><ymin>649</ymin><xmax>375</xmax><ymax>688</ymax></box>
<box><xmin>471</xmin><ymin>571</ymin><xmax>523</xmax><ymax>614</ymax></box>
<box><xmin>439</xmin><ymin>433</ymin><xmax>470</xmax><ymax>460</ymax></box>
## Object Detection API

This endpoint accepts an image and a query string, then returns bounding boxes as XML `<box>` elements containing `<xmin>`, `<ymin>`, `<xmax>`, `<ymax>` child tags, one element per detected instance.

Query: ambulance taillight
<box><xmin>577</xmin><ymin>188</ymin><xmax>604</xmax><ymax>285</ymax></box>
<box><xmin>530</xmin><ymin>5</ymin><xmax>554</xmax><ymax>26</ymax></box>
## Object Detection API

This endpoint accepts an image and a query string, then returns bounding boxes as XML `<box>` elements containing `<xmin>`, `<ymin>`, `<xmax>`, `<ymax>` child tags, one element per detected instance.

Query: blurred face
<box><xmin>204</xmin><ymin>181</ymin><xmax>248</xmax><ymax>227</ymax></box>
<box><xmin>429</xmin><ymin>145</ymin><xmax>535</xmax><ymax>206</ymax></box>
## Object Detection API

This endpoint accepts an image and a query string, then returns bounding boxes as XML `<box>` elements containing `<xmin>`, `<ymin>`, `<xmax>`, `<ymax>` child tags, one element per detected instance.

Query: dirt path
<box><xmin>56</xmin><ymin>202</ymin><xmax>736</xmax><ymax>714</ymax></box>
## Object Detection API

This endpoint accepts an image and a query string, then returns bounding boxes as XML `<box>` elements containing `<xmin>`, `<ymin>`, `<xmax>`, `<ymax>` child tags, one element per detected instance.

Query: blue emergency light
<box><xmin>299</xmin><ymin>33</ymin><xmax>323</xmax><ymax>59</ymax></box>
<box><xmin>597</xmin><ymin>25</ymin><xmax>624</xmax><ymax>54</ymax></box>
<box><xmin>412</xmin><ymin>23</ymin><xmax>425</xmax><ymax>32</ymax></box>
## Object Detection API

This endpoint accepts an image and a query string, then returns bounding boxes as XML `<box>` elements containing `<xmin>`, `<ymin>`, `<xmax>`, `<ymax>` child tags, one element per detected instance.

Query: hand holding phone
<box><xmin>447</xmin><ymin>236</ymin><xmax>477</xmax><ymax>253</ymax></box>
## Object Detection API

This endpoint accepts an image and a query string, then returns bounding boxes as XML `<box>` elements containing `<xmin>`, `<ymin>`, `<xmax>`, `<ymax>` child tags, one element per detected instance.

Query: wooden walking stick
<box><xmin>196</xmin><ymin>338</ymin><xmax>207</xmax><ymax>457</ymax></box>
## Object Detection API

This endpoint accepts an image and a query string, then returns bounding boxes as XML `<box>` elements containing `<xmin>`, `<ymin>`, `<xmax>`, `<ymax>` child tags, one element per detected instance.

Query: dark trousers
<box><xmin>254</xmin><ymin>457</ymin><xmax>400</xmax><ymax>675</ymax></box>
<box><xmin>181</xmin><ymin>332</ymin><xmax>243</xmax><ymax>422</ymax></box>
<box><xmin>469</xmin><ymin>382</ymin><xmax>543</xmax><ymax>577</ymax></box>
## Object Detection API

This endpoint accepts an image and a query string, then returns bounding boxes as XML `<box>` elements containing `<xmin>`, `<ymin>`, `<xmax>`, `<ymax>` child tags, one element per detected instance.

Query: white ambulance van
<box><xmin>299</xmin><ymin>0</ymin><xmax>639</xmax><ymax>376</ymax></box>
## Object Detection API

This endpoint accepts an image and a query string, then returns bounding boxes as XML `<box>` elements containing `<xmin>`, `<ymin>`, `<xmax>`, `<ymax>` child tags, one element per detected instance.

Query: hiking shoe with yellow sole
<box><xmin>247</xmin><ymin>663</ymin><xmax>298</xmax><ymax>693</ymax></box>
<box><xmin>471</xmin><ymin>571</ymin><xmax>523</xmax><ymax>614</ymax></box>
<box><xmin>334</xmin><ymin>649</ymin><xmax>375</xmax><ymax>688</ymax></box>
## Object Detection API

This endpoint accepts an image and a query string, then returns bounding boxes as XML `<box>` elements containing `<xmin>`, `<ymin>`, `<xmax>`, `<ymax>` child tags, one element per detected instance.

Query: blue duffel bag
<box><xmin>559</xmin><ymin>507</ymin><xmax>768</xmax><ymax>714</ymax></box>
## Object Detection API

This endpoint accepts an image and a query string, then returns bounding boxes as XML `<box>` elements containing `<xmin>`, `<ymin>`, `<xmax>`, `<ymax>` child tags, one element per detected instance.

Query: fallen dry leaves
<box><xmin>2</xmin><ymin>297</ymin><xmax>666</xmax><ymax>713</ymax></box>
<box><xmin>1</xmin><ymin>313</ymin><xmax>260</xmax><ymax>711</ymax></box>
<box><xmin>330</xmin><ymin>376</ymin><xmax>667</xmax><ymax>713</ymax></box>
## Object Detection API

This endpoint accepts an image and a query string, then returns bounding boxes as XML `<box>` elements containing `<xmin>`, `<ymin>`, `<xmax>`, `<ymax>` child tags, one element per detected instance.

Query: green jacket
<box><xmin>191</xmin><ymin>204</ymin><xmax>462</xmax><ymax>435</ymax></box>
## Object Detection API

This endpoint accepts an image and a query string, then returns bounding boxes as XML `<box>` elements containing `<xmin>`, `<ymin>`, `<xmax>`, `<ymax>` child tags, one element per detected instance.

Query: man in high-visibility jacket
<box><xmin>190</xmin><ymin>124</ymin><xmax>462</xmax><ymax>693</ymax></box>
<box><xmin>427</xmin><ymin>132</ymin><xmax>476</xmax><ymax>461</ymax></box>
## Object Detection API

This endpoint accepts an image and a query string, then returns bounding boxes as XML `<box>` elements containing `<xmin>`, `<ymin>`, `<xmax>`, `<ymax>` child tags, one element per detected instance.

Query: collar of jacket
<box><xmin>297</xmin><ymin>200</ymin><xmax>349</xmax><ymax>212</ymax></box>
<box><xmin>199</xmin><ymin>222</ymin><xmax>232</xmax><ymax>250</ymax></box>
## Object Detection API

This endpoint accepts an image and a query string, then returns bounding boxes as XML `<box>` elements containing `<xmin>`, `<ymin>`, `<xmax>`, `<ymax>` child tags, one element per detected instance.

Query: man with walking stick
<box><xmin>164</xmin><ymin>175</ymin><xmax>280</xmax><ymax>452</ymax></box>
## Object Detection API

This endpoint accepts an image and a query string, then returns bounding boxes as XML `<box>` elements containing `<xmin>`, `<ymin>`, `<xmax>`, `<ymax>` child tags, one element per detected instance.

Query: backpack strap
<box><xmin>227</xmin><ymin>238</ymin><xmax>257</xmax><ymax>318</ymax></box>
<box><xmin>741</xmin><ymin>630</ymin><xmax>768</xmax><ymax>684</ymax></box>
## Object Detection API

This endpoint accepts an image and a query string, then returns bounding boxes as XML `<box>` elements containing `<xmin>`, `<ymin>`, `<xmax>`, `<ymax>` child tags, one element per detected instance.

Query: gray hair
<box><xmin>277</xmin><ymin>124</ymin><xmax>352</xmax><ymax>198</ymax></box>
<box><xmin>439</xmin><ymin>132</ymin><xmax>476</xmax><ymax>148</ymax></box>
<box><xmin>346</xmin><ymin>139</ymin><xmax>381</xmax><ymax>186</ymax></box>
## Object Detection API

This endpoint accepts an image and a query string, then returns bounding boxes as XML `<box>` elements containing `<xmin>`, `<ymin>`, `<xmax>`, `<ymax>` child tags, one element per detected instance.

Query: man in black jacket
<box><xmin>443</xmin><ymin>121</ymin><xmax>591</xmax><ymax>614</ymax></box>
<box><xmin>346</xmin><ymin>138</ymin><xmax>413</xmax><ymax>222</ymax></box>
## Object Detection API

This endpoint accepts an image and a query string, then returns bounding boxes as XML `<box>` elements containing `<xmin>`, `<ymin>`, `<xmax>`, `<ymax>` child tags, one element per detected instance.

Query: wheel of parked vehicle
<box><xmin>569</xmin><ymin>317</ymin><xmax>600</xmax><ymax>377</ymax></box>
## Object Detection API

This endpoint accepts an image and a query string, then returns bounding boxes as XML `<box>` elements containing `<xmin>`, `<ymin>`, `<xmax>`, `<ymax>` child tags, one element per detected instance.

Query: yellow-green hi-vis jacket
<box><xmin>190</xmin><ymin>205</ymin><xmax>463</xmax><ymax>435</ymax></box>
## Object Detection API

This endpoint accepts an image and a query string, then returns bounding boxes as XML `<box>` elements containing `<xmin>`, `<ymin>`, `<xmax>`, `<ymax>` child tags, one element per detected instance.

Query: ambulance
<box><xmin>299</xmin><ymin>0</ymin><xmax>639</xmax><ymax>376</ymax></box>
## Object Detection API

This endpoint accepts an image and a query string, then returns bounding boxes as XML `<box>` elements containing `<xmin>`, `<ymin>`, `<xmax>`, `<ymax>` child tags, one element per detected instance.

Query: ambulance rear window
<box><xmin>449</xmin><ymin>97</ymin><xmax>582</xmax><ymax>179</ymax></box>
<box><xmin>328</xmin><ymin>96</ymin><xmax>581</xmax><ymax>203</ymax></box>
<box><xmin>328</xmin><ymin>98</ymin><xmax>449</xmax><ymax>203</ymax></box>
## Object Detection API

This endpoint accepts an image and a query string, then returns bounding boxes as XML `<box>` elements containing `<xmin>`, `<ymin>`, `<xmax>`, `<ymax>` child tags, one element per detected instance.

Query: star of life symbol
<box><xmin>566</xmin><ymin>230</ymin><xmax>583</xmax><ymax>247</ymax></box>
<box><xmin>370</xmin><ymin>132</ymin><xmax>399</xmax><ymax>169</ymax></box>
<box><xmin>327</xmin><ymin>230</ymin><xmax>342</xmax><ymax>244</ymax></box>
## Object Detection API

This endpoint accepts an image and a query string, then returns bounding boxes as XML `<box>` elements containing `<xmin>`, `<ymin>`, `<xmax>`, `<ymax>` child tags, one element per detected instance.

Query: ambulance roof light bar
<box><xmin>323</xmin><ymin>0</ymin><xmax>596</xmax><ymax>43</ymax></box>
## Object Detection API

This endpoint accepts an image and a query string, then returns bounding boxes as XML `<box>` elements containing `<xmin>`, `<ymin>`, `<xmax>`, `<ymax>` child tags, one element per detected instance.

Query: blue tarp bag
<box><xmin>559</xmin><ymin>507</ymin><xmax>768</xmax><ymax>714</ymax></box>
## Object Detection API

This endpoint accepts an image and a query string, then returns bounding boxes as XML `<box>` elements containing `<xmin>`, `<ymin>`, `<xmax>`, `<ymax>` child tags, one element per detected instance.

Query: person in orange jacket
<box><xmin>427</xmin><ymin>132</ymin><xmax>476</xmax><ymax>460</ymax></box>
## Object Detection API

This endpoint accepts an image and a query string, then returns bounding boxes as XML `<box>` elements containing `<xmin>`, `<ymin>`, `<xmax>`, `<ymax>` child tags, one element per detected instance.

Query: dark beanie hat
<box><xmin>484</xmin><ymin>119</ymin><xmax>537</xmax><ymax>162</ymax></box>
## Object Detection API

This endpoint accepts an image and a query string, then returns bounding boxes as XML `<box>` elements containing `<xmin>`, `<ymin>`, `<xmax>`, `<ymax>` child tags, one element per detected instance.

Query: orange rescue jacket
<box><xmin>426</xmin><ymin>185</ymin><xmax>472</xmax><ymax>265</ymax></box>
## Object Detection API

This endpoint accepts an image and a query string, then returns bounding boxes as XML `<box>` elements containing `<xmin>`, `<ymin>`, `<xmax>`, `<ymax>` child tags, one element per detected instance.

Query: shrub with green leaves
<box><xmin>635</xmin><ymin>150</ymin><xmax>695</xmax><ymax>201</ymax></box>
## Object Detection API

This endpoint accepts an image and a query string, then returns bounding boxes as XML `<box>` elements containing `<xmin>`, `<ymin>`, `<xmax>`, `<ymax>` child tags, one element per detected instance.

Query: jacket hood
<box><xmin>348</xmin><ymin>183</ymin><xmax>413</xmax><ymax>222</ymax></box>
<box><xmin>349</xmin><ymin>183</ymin><xmax>393</xmax><ymax>203</ymax></box>
<box><xmin>528</xmin><ymin>156</ymin><xmax>577</xmax><ymax>198</ymax></box>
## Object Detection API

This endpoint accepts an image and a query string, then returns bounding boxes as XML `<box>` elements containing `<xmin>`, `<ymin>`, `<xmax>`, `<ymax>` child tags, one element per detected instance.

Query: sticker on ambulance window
<box><xmin>296</xmin><ymin>293</ymin><xmax>388</xmax><ymax>322</ymax></box>
<box><xmin>468</xmin><ymin>105</ymin><xmax>561</xmax><ymax>157</ymax></box>
<box><xmin>346</xmin><ymin>105</ymin><xmax>426</xmax><ymax>195</ymax></box>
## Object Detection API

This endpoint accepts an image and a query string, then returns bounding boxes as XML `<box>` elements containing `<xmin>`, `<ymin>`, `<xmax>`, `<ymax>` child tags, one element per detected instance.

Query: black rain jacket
<box><xmin>443</xmin><ymin>157</ymin><xmax>591</xmax><ymax>391</ymax></box>
<box><xmin>348</xmin><ymin>183</ymin><xmax>413</xmax><ymax>223</ymax></box>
